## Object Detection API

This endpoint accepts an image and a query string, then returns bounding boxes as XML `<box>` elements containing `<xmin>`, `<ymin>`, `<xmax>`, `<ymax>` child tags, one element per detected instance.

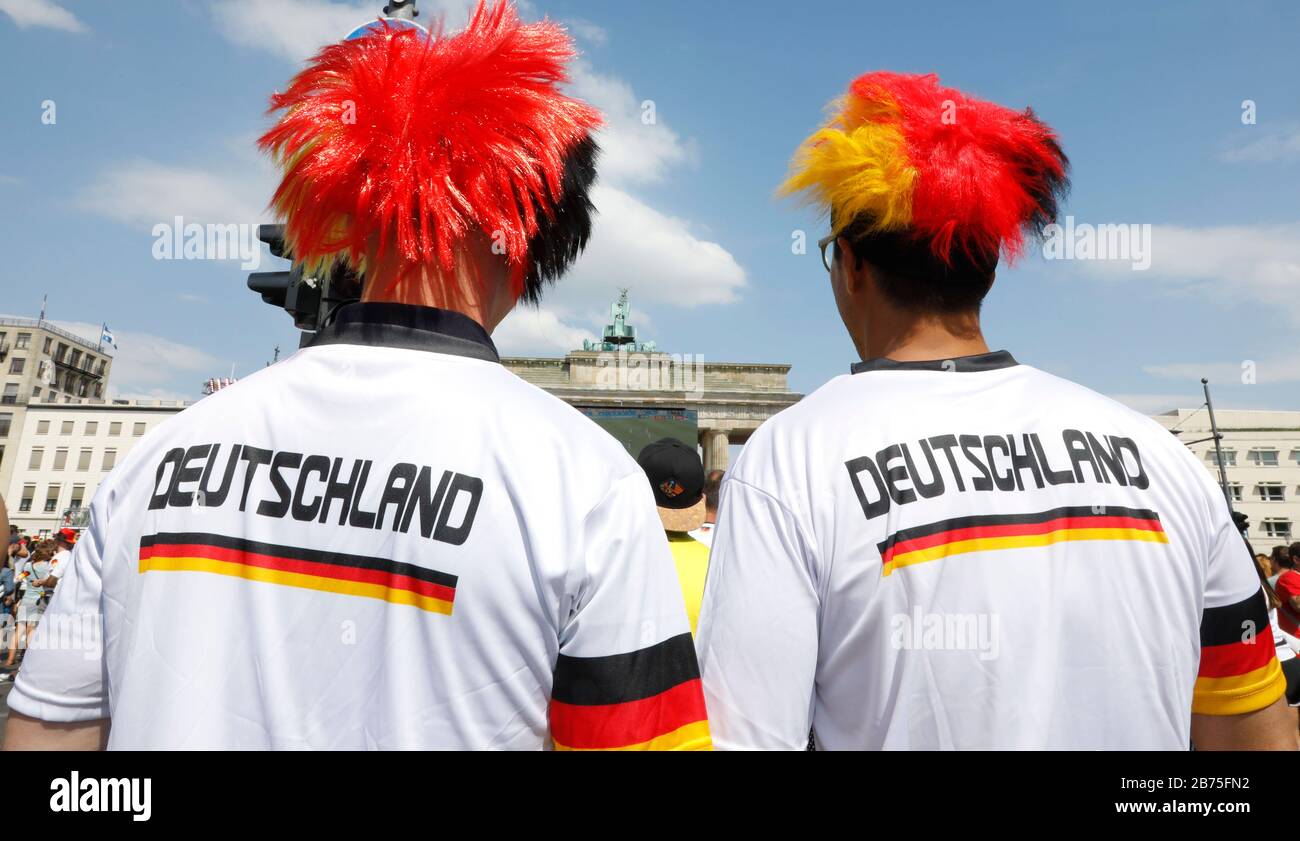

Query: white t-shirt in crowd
<box><xmin>11</xmin><ymin>303</ymin><xmax>709</xmax><ymax>750</ymax></box>
<box><xmin>48</xmin><ymin>548</ymin><xmax>72</xmax><ymax>580</ymax></box>
<box><xmin>697</xmin><ymin>351</ymin><xmax>1285</xmax><ymax>749</ymax></box>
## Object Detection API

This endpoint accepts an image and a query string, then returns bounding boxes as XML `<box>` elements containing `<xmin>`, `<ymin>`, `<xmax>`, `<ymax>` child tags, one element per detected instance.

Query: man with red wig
<box><xmin>696</xmin><ymin>72</ymin><xmax>1296</xmax><ymax>750</ymax></box>
<box><xmin>5</xmin><ymin>0</ymin><xmax>708</xmax><ymax>750</ymax></box>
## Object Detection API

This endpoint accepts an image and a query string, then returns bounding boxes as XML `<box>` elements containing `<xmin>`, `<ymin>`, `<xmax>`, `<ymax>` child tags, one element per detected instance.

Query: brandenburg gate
<box><xmin>502</xmin><ymin>291</ymin><xmax>801</xmax><ymax>472</ymax></box>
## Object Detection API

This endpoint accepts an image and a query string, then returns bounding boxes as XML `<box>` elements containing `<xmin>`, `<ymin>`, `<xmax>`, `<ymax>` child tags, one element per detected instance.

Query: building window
<box><xmin>60</xmin><ymin>420</ymin><xmax>73</xmax><ymax>435</ymax></box>
<box><xmin>1</xmin><ymin>384</ymin><xmax>17</xmax><ymax>405</ymax></box>
<box><xmin>19</xmin><ymin>485</ymin><xmax>35</xmax><ymax>513</ymax></box>
<box><xmin>1255</xmin><ymin>483</ymin><xmax>1285</xmax><ymax>502</ymax></box>
<box><xmin>54</xmin><ymin>342</ymin><xmax>67</xmax><ymax>362</ymax></box>
<box><xmin>110</xmin><ymin>421</ymin><xmax>121</xmax><ymax>436</ymax></box>
<box><xmin>15</xmin><ymin>333</ymin><xmax>30</xmax><ymax>350</ymax></box>
<box><xmin>85</xmin><ymin>421</ymin><xmax>97</xmax><ymax>435</ymax></box>
<box><xmin>31</xmin><ymin>387</ymin><xmax>40</xmax><ymax>399</ymax></box>
<box><xmin>94</xmin><ymin>383</ymin><xmax>103</xmax><ymax>399</ymax></box>
<box><xmin>53</xmin><ymin>448</ymin><xmax>68</xmax><ymax>470</ymax></box>
<box><xmin>36</xmin><ymin>419</ymin><xmax>49</xmax><ymax>434</ymax></box>
<box><xmin>42</xmin><ymin>337</ymin><xmax>52</xmax><ymax>354</ymax></box>
<box><xmin>0</xmin><ymin>413</ymin><xmax>11</xmax><ymax>437</ymax></box>
<box><xmin>28</xmin><ymin>447</ymin><xmax>42</xmax><ymax>470</ymax></box>
<box><xmin>1227</xmin><ymin>483</ymin><xmax>1243</xmax><ymax>503</ymax></box>
<box><xmin>69</xmin><ymin>485</ymin><xmax>85</xmax><ymax>510</ymax></box>
<box><xmin>1247</xmin><ymin>448</ymin><xmax>1280</xmax><ymax>467</ymax></box>
<box><xmin>102</xmin><ymin>449</ymin><xmax>117</xmax><ymax>471</ymax></box>
<box><xmin>1291</xmin><ymin>449</ymin><xmax>1300</xmax><ymax>465</ymax></box>
<box><xmin>77</xmin><ymin>448</ymin><xmax>92</xmax><ymax>471</ymax></box>
<box><xmin>1206</xmin><ymin>449</ymin><xmax>1236</xmax><ymax>467</ymax></box>
<box><xmin>133</xmin><ymin>422</ymin><xmax>146</xmax><ymax>436</ymax></box>
<box><xmin>8</xmin><ymin>356</ymin><xmax>23</xmax><ymax>374</ymax></box>
<box><xmin>1261</xmin><ymin>519</ymin><xmax>1293</xmax><ymax>540</ymax></box>
<box><xmin>43</xmin><ymin>485</ymin><xmax>60</xmax><ymax>513</ymax></box>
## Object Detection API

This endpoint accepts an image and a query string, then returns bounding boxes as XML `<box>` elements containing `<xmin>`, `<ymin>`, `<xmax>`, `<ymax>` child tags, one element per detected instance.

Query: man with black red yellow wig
<box><xmin>5</xmin><ymin>0</ymin><xmax>709</xmax><ymax>751</ymax></box>
<box><xmin>695</xmin><ymin>72</ymin><xmax>1297</xmax><ymax>750</ymax></box>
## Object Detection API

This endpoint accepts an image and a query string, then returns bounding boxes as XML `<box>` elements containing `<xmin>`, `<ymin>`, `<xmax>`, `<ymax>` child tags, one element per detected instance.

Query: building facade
<box><xmin>0</xmin><ymin>318</ymin><xmax>116</xmax><ymax>496</ymax></box>
<box><xmin>4</xmin><ymin>400</ymin><xmax>189</xmax><ymax>535</ymax></box>
<box><xmin>1154</xmin><ymin>408</ymin><xmax>1300</xmax><ymax>547</ymax></box>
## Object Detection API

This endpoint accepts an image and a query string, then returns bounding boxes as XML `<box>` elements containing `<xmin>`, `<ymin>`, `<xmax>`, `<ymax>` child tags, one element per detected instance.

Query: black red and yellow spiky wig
<box><xmin>781</xmin><ymin>72</ymin><xmax>1068</xmax><ymax>277</ymax></box>
<box><xmin>258</xmin><ymin>0</ymin><xmax>602</xmax><ymax>304</ymax></box>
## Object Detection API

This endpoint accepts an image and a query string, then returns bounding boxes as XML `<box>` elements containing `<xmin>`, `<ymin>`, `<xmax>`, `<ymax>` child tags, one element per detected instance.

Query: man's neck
<box><xmin>860</xmin><ymin>308</ymin><xmax>989</xmax><ymax>363</ymax></box>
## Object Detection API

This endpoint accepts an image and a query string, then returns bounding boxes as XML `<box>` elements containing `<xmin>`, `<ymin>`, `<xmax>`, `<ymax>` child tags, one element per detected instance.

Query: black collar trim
<box><xmin>851</xmin><ymin>350</ymin><xmax>1018</xmax><ymax>374</ymax></box>
<box><xmin>308</xmin><ymin>302</ymin><xmax>500</xmax><ymax>363</ymax></box>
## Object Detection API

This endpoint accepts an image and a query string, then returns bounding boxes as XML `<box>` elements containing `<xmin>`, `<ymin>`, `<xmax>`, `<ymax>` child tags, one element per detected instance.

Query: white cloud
<box><xmin>1221</xmin><ymin>124</ymin><xmax>1300</xmax><ymax>164</ymax></box>
<box><xmin>1106</xmin><ymin>393</ymin><xmax>1196</xmax><ymax>415</ymax></box>
<box><xmin>1075</xmin><ymin>223</ymin><xmax>1300</xmax><ymax>325</ymax></box>
<box><xmin>211</xmin><ymin>0</ymin><xmax>475</xmax><ymax>64</ymax></box>
<box><xmin>569</xmin><ymin>60</ymin><xmax>692</xmax><ymax>187</ymax></box>
<box><xmin>0</xmin><ymin>0</ymin><xmax>86</xmax><ymax>32</ymax></box>
<box><xmin>562</xmin><ymin>184</ymin><xmax>745</xmax><ymax>308</ymax></box>
<box><xmin>494</xmin><ymin>306</ymin><xmax>595</xmax><ymax>356</ymax></box>
<box><xmin>562</xmin><ymin>17</ymin><xmax>606</xmax><ymax>46</ymax></box>
<box><xmin>72</xmin><ymin>159</ymin><xmax>271</xmax><ymax>229</ymax></box>
<box><xmin>1143</xmin><ymin>355</ymin><xmax>1300</xmax><ymax>385</ymax></box>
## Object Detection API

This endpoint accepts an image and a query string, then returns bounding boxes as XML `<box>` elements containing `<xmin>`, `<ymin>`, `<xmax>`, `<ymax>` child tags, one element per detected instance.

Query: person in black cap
<box><xmin>637</xmin><ymin>439</ymin><xmax>711</xmax><ymax>636</ymax></box>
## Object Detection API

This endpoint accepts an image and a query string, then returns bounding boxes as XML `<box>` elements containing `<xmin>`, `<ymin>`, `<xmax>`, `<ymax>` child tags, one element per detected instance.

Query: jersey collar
<box><xmin>851</xmin><ymin>349</ymin><xmax>1018</xmax><ymax>374</ymax></box>
<box><xmin>309</xmin><ymin>302</ymin><xmax>500</xmax><ymax>363</ymax></box>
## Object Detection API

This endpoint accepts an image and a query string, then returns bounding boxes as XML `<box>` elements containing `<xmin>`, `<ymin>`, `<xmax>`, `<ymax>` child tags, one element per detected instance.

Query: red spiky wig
<box><xmin>258</xmin><ymin>0</ymin><xmax>602</xmax><ymax>304</ymax></box>
<box><xmin>781</xmin><ymin>72</ymin><xmax>1068</xmax><ymax>283</ymax></box>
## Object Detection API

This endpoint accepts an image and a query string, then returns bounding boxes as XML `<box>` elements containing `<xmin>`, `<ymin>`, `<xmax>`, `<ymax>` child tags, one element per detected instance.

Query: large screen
<box><xmin>578</xmin><ymin>407</ymin><xmax>699</xmax><ymax>459</ymax></box>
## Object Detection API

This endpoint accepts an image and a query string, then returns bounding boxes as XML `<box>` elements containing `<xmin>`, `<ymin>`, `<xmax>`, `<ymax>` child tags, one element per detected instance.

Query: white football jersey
<box><xmin>11</xmin><ymin>303</ymin><xmax>710</xmax><ymax>750</ymax></box>
<box><xmin>697</xmin><ymin>351</ymin><xmax>1283</xmax><ymax>749</ymax></box>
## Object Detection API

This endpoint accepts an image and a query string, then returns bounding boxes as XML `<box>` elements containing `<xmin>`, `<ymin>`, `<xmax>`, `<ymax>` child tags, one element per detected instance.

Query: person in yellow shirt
<box><xmin>637</xmin><ymin>439</ymin><xmax>710</xmax><ymax>635</ymax></box>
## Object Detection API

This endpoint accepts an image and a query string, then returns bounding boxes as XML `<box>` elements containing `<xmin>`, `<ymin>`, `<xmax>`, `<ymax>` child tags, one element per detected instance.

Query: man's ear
<box><xmin>836</xmin><ymin>237</ymin><xmax>869</xmax><ymax>297</ymax></box>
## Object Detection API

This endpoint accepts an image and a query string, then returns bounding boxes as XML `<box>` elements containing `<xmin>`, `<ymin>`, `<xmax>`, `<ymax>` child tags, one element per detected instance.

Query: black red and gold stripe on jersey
<box><xmin>550</xmin><ymin>632</ymin><xmax>711</xmax><ymax>750</ymax></box>
<box><xmin>876</xmin><ymin>506</ymin><xmax>1168</xmax><ymax>576</ymax></box>
<box><xmin>1194</xmin><ymin>589</ymin><xmax>1286</xmax><ymax>715</ymax></box>
<box><xmin>139</xmin><ymin>532</ymin><xmax>457</xmax><ymax>614</ymax></box>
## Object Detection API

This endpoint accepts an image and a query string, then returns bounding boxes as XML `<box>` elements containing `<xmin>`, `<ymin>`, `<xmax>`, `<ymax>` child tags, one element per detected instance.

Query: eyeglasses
<box><xmin>818</xmin><ymin>234</ymin><xmax>837</xmax><ymax>272</ymax></box>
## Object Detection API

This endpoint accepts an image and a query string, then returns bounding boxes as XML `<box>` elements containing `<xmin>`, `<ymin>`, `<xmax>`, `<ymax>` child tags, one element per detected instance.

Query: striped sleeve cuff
<box><xmin>550</xmin><ymin>633</ymin><xmax>711</xmax><ymax>750</ymax></box>
<box><xmin>1193</xmin><ymin>590</ymin><xmax>1287</xmax><ymax>716</ymax></box>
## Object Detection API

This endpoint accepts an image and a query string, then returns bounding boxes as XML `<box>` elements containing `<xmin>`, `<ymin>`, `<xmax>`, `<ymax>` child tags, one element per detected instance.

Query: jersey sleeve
<box><xmin>1192</xmin><ymin>482</ymin><xmax>1285</xmax><ymax>716</ymax></box>
<box><xmin>549</xmin><ymin>471</ymin><xmax>711</xmax><ymax>751</ymax></box>
<box><xmin>8</xmin><ymin>495</ymin><xmax>110</xmax><ymax>723</ymax></box>
<box><xmin>695</xmin><ymin>476</ymin><xmax>820</xmax><ymax>749</ymax></box>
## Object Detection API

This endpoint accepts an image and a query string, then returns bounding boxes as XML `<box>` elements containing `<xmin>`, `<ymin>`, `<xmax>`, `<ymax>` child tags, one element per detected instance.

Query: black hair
<box><xmin>835</xmin><ymin>220</ymin><xmax>998</xmax><ymax>313</ymax></box>
<box><xmin>520</xmin><ymin>134</ymin><xmax>600</xmax><ymax>305</ymax></box>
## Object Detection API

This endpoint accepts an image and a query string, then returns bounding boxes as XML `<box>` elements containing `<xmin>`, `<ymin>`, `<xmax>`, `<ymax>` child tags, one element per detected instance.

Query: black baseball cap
<box><xmin>637</xmin><ymin>438</ymin><xmax>706</xmax><ymax>532</ymax></box>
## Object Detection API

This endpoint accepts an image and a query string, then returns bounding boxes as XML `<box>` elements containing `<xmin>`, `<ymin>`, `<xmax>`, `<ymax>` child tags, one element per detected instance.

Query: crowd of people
<box><xmin>0</xmin><ymin>526</ymin><xmax>75</xmax><ymax>684</ymax></box>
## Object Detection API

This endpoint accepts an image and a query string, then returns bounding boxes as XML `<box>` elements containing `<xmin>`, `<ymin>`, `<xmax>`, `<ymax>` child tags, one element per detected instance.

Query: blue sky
<box><xmin>1</xmin><ymin>0</ymin><xmax>1297</xmax><ymax>413</ymax></box>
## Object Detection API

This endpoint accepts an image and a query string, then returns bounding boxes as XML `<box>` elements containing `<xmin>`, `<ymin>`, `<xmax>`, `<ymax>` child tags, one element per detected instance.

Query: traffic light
<box><xmin>247</xmin><ymin>224</ymin><xmax>321</xmax><ymax>333</ymax></box>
